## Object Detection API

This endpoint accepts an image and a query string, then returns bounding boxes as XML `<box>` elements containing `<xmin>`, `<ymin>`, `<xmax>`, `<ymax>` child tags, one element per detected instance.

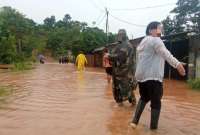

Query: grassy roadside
<box><xmin>0</xmin><ymin>86</ymin><xmax>13</xmax><ymax>102</ymax></box>
<box><xmin>187</xmin><ymin>78</ymin><xmax>200</xmax><ymax>91</ymax></box>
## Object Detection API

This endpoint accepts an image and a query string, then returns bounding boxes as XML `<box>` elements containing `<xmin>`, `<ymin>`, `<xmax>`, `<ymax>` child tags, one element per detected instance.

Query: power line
<box><xmin>88</xmin><ymin>0</ymin><xmax>147</xmax><ymax>29</ymax></box>
<box><xmin>110</xmin><ymin>13</ymin><xmax>146</xmax><ymax>27</ymax></box>
<box><xmin>110</xmin><ymin>3</ymin><xmax>176</xmax><ymax>11</ymax></box>
<box><xmin>95</xmin><ymin>12</ymin><xmax>105</xmax><ymax>24</ymax></box>
<box><xmin>96</xmin><ymin>13</ymin><xmax>106</xmax><ymax>26</ymax></box>
<box><xmin>88</xmin><ymin>0</ymin><xmax>105</xmax><ymax>12</ymax></box>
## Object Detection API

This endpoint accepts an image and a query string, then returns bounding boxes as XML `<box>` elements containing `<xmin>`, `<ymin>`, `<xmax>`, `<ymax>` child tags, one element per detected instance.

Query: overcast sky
<box><xmin>0</xmin><ymin>0</ymin><xmax>178</xmax><ymax>38</ymax></box>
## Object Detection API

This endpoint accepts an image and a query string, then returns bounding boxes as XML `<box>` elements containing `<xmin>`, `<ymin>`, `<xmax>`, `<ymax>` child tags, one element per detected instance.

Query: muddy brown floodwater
<box><xmin>0</xmin><ymin>63</ymin><xmax>200</xmax><ymax>135</ymax></box>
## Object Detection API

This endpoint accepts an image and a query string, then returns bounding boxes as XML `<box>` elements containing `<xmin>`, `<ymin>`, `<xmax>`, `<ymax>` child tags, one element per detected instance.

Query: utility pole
<box><xmin>105</xmin><ymin>8</ymin><xmax>109</xmax><ymax>45</ymax></box>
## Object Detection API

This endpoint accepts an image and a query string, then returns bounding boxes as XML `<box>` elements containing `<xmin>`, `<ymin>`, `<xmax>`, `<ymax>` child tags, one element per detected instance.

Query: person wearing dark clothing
<box><xmin>109</xmin><ymin>29</ymin><xmax>137</xmax><ymax>105</ymax></box>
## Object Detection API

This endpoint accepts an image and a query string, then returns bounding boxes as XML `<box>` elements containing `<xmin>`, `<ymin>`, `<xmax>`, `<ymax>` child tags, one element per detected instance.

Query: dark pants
<box><xmin>40</xmin><ymin>59</ymin><xmax>44</xmax><ymax>64</ymax></box>
<box><xmin>139</xmin><ymin>80</ymin><xmax>163</xmax><ymax>110</ymax></box>
<box><xmin>105</xmin><ymin>67</ymin><xmax>112</xmax><ymax>75</ymax></box>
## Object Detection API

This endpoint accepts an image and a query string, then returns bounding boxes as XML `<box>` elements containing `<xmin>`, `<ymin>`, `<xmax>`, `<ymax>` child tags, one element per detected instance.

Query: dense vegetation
<box><xmin>162</xmin><ymin>0</ymin><xmax>200</xmax><ymax>35</ymax></box>
<box><xmin>188</xmin><ymin>78</ymin><xmax>200</xmax><ymax>90</ymax></box>
<box><xmin>1</xmin><ymin>1</ymin><xmax>199</xmax><ymax>64</ymax></box>
<box><xmin>0</xmin><ymin>6</ymin><xmax>115</xmax><ymax>64</ymax></box>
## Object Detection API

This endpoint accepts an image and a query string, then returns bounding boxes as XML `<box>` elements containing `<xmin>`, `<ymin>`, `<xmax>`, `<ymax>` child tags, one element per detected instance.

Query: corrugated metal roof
<box><xmin>93</xmin><ymin>46</ymin><xmax>105</xmax><ymax>53</ymax></box>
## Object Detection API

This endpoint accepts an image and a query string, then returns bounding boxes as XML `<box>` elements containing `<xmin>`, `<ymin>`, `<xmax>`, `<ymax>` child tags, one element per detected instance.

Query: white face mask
<box><xmin>157</xmin><ymin>25</ymin><xmax>163</xmax><ymax>37</ymax></box>
<box><xmin>157</xmin><ymin>33</ymin><xmax>162</xmax><ymax>37</ymax></box>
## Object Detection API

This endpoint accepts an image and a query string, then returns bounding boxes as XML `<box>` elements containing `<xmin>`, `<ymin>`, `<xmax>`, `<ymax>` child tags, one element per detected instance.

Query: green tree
<box><xmin>80</xmin><ymin>27</ymin><xmax>107</xmax><ymax>53</ymax></box>
<box><xmin>44</xmin><ymin>15</ymin><xmax>56</xmax><ymax>29</ymax></box>
<box><xmin>63</xmin><ymin>14</ymin><xmax>71</xmax><ymax>23</ymax></box>
<box><xmin>0</xmin><ymin>6</ymin><xmax>116</xmax><ymax>64</ymax></box>
<box><xmin>162</xmin><ymin>16</ymin><xmax>177</xmax><ymax>35</ymax></box>
<box><xmin>0</xmin><ymin>6</ymin><xmax>46</xmax><ymax>64</ymax></box>
<box><xmin>0</xmin><ymin>36</ymin><xmax>16</xmax><ymax>64</ymax></box>
<box><xmin>162</xmin><ymin>0</ymin><xmax>200</xmax><ymax>35</ymax></box>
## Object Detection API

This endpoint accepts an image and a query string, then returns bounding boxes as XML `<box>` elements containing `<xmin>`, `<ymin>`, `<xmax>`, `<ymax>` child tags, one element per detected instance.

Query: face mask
<box><xmin>157</xmin><ymin>33</ymin><xmax>161</xmax><ymax>37</ymax></box>
<box><xmin>157</xmin><ymin>25</ymin><xmax>163</xmax><ymax>37</ymax></box>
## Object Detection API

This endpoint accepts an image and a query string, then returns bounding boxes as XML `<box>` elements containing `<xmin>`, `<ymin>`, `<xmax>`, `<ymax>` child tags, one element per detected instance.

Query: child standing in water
<box><xmin>103</xmin><ymin>48</ymin><xmax>112</xmax><ymax>83</ymax></box>
<box><xmin>75</xmin><ymin>51</ymin><xmax>88</xmax><ymax>71</ymax></box>
<box><xmin>130</xmin><ymin>21</ymin><xmax>186</xmax><ymax>130</ymax></box>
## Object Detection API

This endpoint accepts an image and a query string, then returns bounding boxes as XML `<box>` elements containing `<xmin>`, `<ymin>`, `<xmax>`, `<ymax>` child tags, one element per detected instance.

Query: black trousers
<box><xmin>139</xmin><ymin>80</ymin><xmax>163</xmax><ymax>110</ymax></box>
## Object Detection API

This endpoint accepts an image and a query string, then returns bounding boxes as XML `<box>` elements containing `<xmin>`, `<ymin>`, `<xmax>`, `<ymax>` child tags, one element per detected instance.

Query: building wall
<box><xmin>91</xmin><ymin>34</ymin><xmax>200</xmax><ymax>80</ymax></box>
<box><xmin>193</xmin><ymin>35</ymin><xmax>200</xmax><ymax>78</ymax></box>
<box><xmin>196</xmin><ymin>54</ymin><xmax>200</xmax><ymax>78</ymax></box>
<box><xmin>86</xmin><ymin>54</ymin><xmax>95</xmax><ymax>67</ymax></box>
<box><xmin>164</xmin><ymin>39</ymin><xmax>189</xmax><ymax>80</ymax></box>
<box><xmin>94</xmin><ymin>53</ymin><xmax>103</xmax><ymax>67</ymax></box>
<box><xmin>188</xmin><ymin>51</ymin><xmax>196</xmax><ymax>79</ymax></box>
<box><xmin>170</xmin><ymin>34</ymin><xmax>200</xmax><ymax>80</ymax></box>
<box><xmin>85</xmin><ymin>53</ymin><xmax>103</xmax><ymax>67</ymax></box>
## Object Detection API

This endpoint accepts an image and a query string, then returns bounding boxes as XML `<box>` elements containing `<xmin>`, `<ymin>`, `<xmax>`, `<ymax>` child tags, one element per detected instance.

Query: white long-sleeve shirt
<box><xmin>135</xmin><ymin>36</ymin><xmax>180</xmax><ymax>82</ymax></box>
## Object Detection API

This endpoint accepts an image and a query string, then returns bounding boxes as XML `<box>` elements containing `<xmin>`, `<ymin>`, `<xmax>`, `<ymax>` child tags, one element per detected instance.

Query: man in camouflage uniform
<box><xmin>109</xmin><ymin>29</ymin><xmax>137</xmax><ymax>105</ymax></box>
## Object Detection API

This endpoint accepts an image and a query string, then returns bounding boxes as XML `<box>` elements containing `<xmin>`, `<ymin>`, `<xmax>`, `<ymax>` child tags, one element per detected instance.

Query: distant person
<box><xmin>130</xmin><ymin>21</ymin><xmax>186</xmax><ymax>130</ymax></box>
<box><xmin>63</xmin><ymin>56</ymin><xmax>69</xmax><ymax>64</ymax></box>
<box><xmin>103</xmin><ymin>48</ymin><xmax>112</xmax><ymax>83</ymax></box>
<box><xmin>38</xmin><ymin>54</ymin><xmax>45</xmax><ymax>64</ymax></box>
<box><xmin>59</xmin><ymin>56</ymin><xmax>63</xmax><ymax>64</ymax></box>
<box><xmin>62</xmin><ymin>56</ymin><xmax>65</xmax><ymax>64</ymax></box>
<box><xmin>75</xmin><ymin>51</ymin><xmax>88</xmax><ymax>71</ymax></box>
<box><xmin>66</xmin><ymin>56</ymin><xmax>69</xmax><ymax>64</ymax></box>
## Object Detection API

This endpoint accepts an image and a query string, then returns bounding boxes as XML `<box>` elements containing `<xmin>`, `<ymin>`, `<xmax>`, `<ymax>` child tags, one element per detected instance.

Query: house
<box><xmin>85</xmin><ymin>47</ymin><xmax>105</xmax><ymax>67</ymax></box>
<box><xmin>130</xmin><ymin>32</ymin><xmax>200</xmax><ymax>80</ymax></box>
<box><xmin>91</xmin><ymin>32</ymin><xmax>200</xmax><ymax>80</ymax></box>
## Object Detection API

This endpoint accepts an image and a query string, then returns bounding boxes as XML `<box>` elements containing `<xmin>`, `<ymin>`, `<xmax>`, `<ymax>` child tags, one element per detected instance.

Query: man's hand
<box><xmin>177</xmin><ymin>63</ymin><xmax>186</xmax><ymax>76</ymax></box>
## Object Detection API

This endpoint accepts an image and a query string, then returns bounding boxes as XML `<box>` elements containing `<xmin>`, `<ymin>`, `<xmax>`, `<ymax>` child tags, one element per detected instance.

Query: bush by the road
<box><xmin>188</xmin><ymin>78</ymin><xmax>200</xmax><ymax>90</ymax></box>
<box><xmin>12</xmin><ymin>62</ymin><xmax>35</xmax><ymax>71</ymax></box>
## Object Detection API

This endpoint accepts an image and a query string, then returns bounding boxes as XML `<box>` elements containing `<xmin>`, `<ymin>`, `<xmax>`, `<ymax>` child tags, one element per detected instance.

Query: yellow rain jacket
<box><xmin>76</xmin><ymin>53</ymin><xmax>88</xmax><ymax>71</ymax></box>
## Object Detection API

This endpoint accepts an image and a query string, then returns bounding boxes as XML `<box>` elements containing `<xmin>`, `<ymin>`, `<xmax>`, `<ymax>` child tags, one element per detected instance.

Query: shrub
<box><xmin>12</xmin><ymin>62</ymin><xmax>34</xmax><ymax>71</ymax></box>
<box><xmin>187</xmin><ymin>78</ymin><xmax>200</xmax><ymax>90</ymax></box>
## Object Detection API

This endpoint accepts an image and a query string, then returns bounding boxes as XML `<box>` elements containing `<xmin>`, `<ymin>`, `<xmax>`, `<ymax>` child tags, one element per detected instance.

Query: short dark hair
<box><xmin>103</xmin><ymin>48</ymin><xmax>108</xmax><ymax>53</ymax></box>
<box><xmin>146</xmin><ymin>21</ymin><xmax>161</xmax><ymax>35</ymax></box>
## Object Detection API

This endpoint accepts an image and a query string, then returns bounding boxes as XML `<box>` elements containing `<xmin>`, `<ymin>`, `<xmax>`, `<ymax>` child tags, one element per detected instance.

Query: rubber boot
<box><xmin>128</xmin><ymin>90</ymin><xmax>136</xmax><ymax>105</ymax></box>
<box><xmin>150</xmin><ymin>109</ymin><xmax>160</xmax><ymax>130</ymax></box>
<box><xmin>131</xmin><ymin>99</ymin><xmax>146</xmax><ymax>125</ymax></box>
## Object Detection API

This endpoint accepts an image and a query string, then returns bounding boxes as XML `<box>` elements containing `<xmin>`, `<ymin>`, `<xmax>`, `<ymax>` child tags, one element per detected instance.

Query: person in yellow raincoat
<box><xmin>75</xmin><ymin>51</ymin><xmax>88</xmax><ymax>71</ymax></box>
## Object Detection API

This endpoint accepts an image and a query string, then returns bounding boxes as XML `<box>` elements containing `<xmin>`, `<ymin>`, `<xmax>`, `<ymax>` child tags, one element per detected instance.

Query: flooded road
<box><xmin>0</xmin><ymin>64</ymin><xmax>200</xmax><ymax>135</ymax></box>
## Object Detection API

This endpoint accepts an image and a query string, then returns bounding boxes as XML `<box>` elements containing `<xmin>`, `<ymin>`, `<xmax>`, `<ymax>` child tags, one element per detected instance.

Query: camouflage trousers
<box><xmin>112</xmin><ymin>76</ymin><xmax>136</xmax><ymax>104</ymax></box>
